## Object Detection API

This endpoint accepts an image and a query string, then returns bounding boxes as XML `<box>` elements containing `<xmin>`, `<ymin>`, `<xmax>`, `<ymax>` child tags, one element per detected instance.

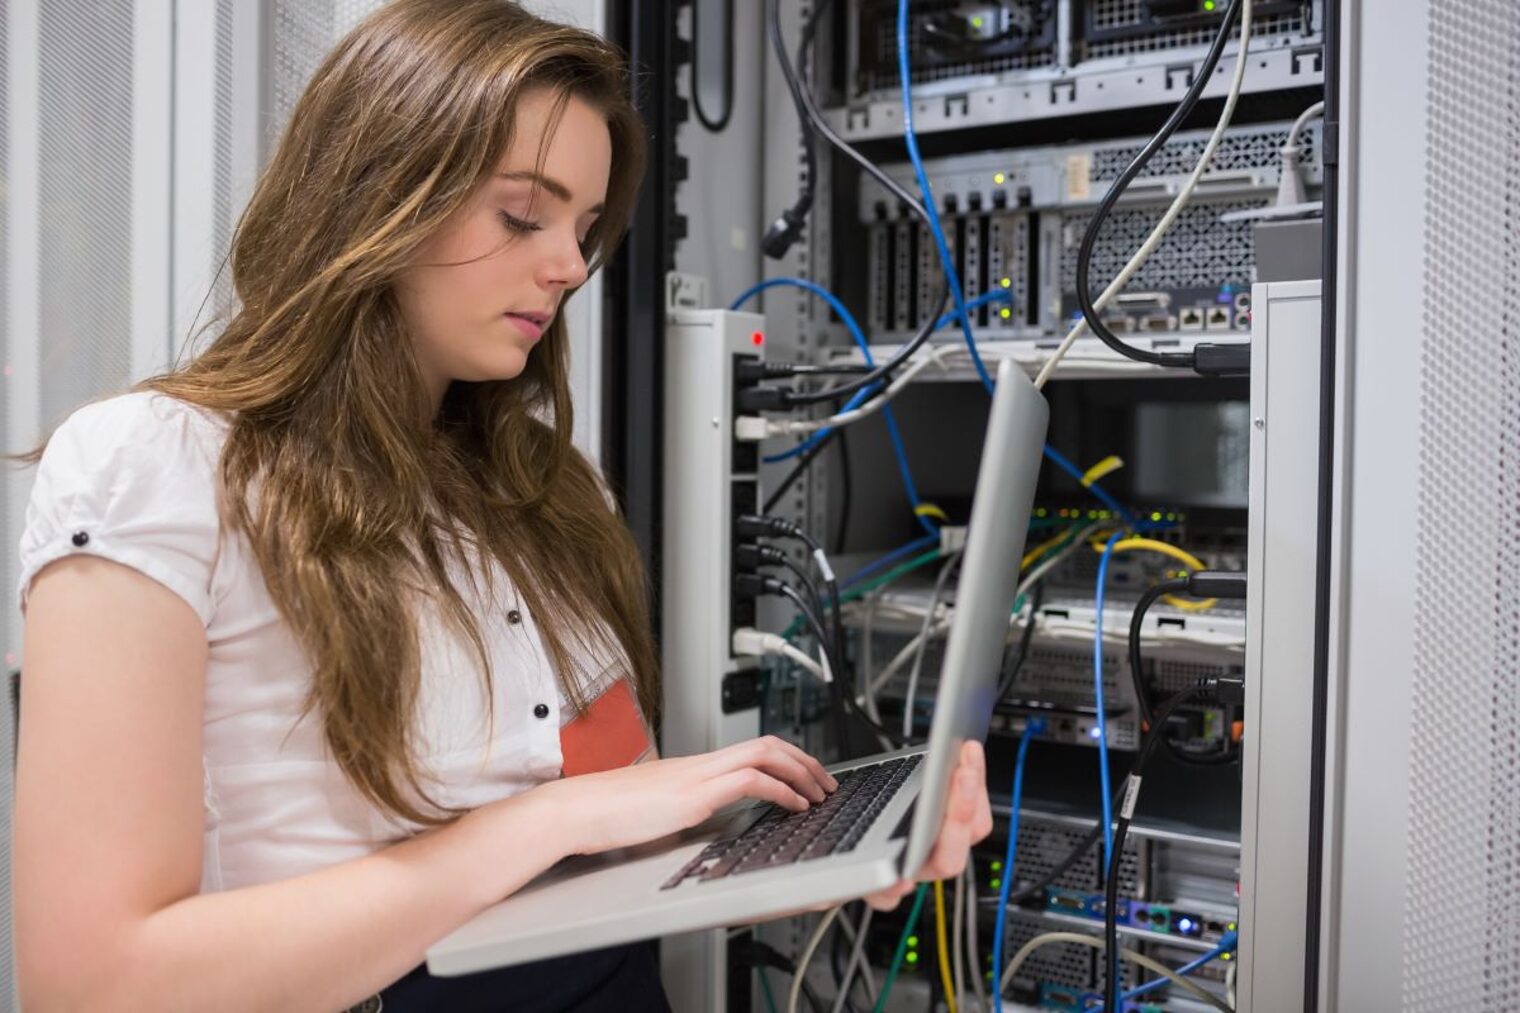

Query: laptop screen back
<box><xmin>899</xmin><ymin>356</ymin><xmax>1049</xmax><ymax>877</ymax></box>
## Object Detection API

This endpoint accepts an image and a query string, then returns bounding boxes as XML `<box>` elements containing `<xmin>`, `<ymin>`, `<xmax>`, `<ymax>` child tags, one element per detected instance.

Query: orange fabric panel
<box><xmin>559</xmin><ymin>678</ymin><xmax>652</xmax><ymax>777</ymax></box>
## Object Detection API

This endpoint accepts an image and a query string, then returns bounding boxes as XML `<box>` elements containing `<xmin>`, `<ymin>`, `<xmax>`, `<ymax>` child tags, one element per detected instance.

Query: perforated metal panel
<box><xmin>1059</xmin><ymin>197</ymin><xmax>1267</xmax><ymax>296</ymax></box>
<box><xmin>1405</xmin><ymin>0</ymin><xmax>1520</xmax><ymax>1008</ymax></box>
<box><xmin>37</xmin><ymin>0</ymin><xmax>135</xmax><ymax>419</ymax></box>
<box><xmin>1090</xmin><ymin>121</ymin><xmax>1323</xmax><ymax>184</ymax></box>
<box><xmin>268</xmin><ymin>1</ymin><xmax>384</xmax><ymax>150</ymax></box>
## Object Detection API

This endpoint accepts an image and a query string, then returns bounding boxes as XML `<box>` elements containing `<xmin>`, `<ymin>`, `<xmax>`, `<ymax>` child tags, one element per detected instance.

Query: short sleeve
<box><xmin>16</xmin><ymin>392</ymin><xmax>227</xmax><ymax>627</ymax></box>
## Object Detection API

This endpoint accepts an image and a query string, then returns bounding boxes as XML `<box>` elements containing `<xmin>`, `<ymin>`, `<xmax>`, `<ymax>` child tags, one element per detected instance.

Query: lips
<box><xmin>503</xmin><ymin>311</ymin><xmax>549</xmax><ymax>341</ymax></box>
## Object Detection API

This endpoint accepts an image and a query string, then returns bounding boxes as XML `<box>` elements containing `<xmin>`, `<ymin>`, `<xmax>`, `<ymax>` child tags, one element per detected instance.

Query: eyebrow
<box><xmin>496</xmin><ymin>170</ymin><xmax>605</xmax><ymax>215</ymax></box>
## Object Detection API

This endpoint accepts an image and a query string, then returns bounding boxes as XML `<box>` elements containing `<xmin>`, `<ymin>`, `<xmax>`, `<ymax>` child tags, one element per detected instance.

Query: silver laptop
<box><xmin>427</xmin><ymin>357</ymin><xmax>1049</xmax><ymax>976</ymax></box>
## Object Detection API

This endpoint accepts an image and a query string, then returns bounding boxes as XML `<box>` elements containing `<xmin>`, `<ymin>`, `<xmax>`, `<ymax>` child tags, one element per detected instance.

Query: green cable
<box><xmin>872</xmin><ymin>883</ymin><xmax>930</xmax><ymax>1013</ymax></box>
<box><xmin>758</xmin><ymin>965</ymin><xmax>779</xmax><ymax>1013</ymax></box>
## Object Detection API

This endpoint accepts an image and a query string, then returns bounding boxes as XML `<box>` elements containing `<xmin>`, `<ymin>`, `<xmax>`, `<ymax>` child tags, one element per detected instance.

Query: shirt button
<box><xmin>533</xmin><ymin>703</ymin><xmax>550</xmax><ymax>720</ymax></box>
<box><xmin>72</xmin><ymin>531</ymin><xmax>90</xmax><ymax>547</ymax></box>
<box><xmin>507</xmin><ymin>609</ymin><xmax>522</xmax><ymax>625</ymax></box>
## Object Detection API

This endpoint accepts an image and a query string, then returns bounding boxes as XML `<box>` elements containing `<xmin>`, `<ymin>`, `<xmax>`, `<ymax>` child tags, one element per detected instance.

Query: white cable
<box><xmin>789</xmin><ymin>906</ymin><xmax>841</xmax><ymax>1013</ymax></box>
<box><xmin>830</xmin><ymin>905</ymin><xmax>877</xmax><ymax>1013</ymax></box>
<box><xmin>904</xmin><ymin>551</ymin><xmax>962</xmax><ymax>737</ymax></box>
<box><xmin>997</xmin><ymin>931</ymin><xmax>1232</xmax><ymax>1012</ymax></box>
<box><xmin>1285</xmin><ymin>98</ymin><xmax>1326</xmax><ymax>150</ymax></box>
<box><xmin>1033</xmin><ymin>0</ymin><xmax>1255</xmax><ymax>390</ymax></box>
<box><xmin>1227</xmin><ymin>959</ymin><xmax>1238</xmax><ymax>1007</ymax></box>
<box><xmin>741</xmin><ymin>344</ymin><xmax>958</xmax><ymax>439</ymax></box>
<box><xmin>860</xmin><ymin>591</ymin><xmax>884</xmax><ymax>723</ymax></box>
<box><xmin>732</xmin><ymin>628</ymin><xmax>832</xmax><ymax>683</ymax></box>
<box><xmin>965</xmin><ymin>865</ymin><xmax>986</xmax><ymax>1009</ymax></box>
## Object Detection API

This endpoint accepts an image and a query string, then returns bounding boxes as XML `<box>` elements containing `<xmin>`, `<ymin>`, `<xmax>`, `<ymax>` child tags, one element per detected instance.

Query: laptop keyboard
<box><xmin>660</xmin><ymin>753</ymin><xmax>923</xmax><ymax>890</ymax></box>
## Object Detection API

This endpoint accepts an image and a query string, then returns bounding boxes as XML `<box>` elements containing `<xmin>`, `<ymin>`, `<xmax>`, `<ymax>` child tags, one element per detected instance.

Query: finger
<box><xmin>697</xmin><ymin>767</ymin><xmax>809</xmax><ymax>816</ymax></box>
<box><xmin>708</xmin><ymin>737</ymin><xmax>831</xmax><ymax>802</ymax></box>
<box><xmin>864</xmin><ymin>880</ymin><xmax>916</xmax><ymax>912</ymax></box>
<box><xmin>963</xmin><ymin>741</ymin><xmax>995</xmax><ymax>842</ymax></box>
<box><xmin>918</xmin><ymin>764</ymin><xmax>981</xmax><ymax>880</ymax></box>
<box><xmin>755</xmin><ymin>735</ymin><xmax>837</xmax><ymax>794</ymax></box>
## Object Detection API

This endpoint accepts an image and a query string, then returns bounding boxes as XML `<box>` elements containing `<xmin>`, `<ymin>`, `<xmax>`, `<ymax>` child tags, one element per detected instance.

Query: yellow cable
<box><xmin>1088</xmin><ymin>536</ymin><xmax>1219</xmax><ymax>611</ymax></box>
<box><xmin>1020</xmin><ymin>527</ymin><xmax>1075</xmax><ymax>570</ymax></box>
<box><xmin>933</xmin><ymin>879</ymin><xmax>958</xmax><ymax>1013</ymax></box>
<box><xmin>1079</xmin><ymin>454</ymin><xmax>1125</xmax><ymax>488</ymax></box>
<box><xmin>914</xmin><ymin>502</ymin><xmax>950</xmax><ymax>523</ymax></box>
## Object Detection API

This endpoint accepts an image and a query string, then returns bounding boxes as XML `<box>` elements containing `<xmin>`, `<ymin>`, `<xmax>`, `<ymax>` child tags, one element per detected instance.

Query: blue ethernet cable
<box><xmin>992</xmin><ymin>717</ymin><xmax>1045</xmax><ymax>1013</ymax></box>
<box><xmin>730</xmin><ymin>277</ymin><xmax>937</xmax><ymax>536</ymax></box>
<box><xmin>1121</xmin><ymin>930</ymin><xmax>1240</xmax><ymax>1003</ymax></box>
<box><xmin>838</xmin><ymin>532</ymin><xmax>941</xmax><ymax>591</ymax></box>
<box><xmin>896</xmin><ymin>0</ymin><xmax>995</xmax><ymax>394</ymax></box>
<box><xmin>1093</xmin><ymin>531</ymin><xmax>1123</xmax><ymax>874</ymax></box>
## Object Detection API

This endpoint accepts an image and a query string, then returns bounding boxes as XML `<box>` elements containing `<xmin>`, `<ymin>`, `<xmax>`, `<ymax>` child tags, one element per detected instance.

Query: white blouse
<box><xmin>16</xmin><ymin>392</ymin><xmax>623</xmax><ymax>892</ymax></box>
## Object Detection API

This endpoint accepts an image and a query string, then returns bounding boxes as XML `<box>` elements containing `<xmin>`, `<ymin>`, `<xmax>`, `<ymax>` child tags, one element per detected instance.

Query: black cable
<box><xmin>762</xmin><ymin>0</ymin><xmax>953</xmax><ymax>407</ymax></box>
<box><xmin>1128</xmin><ymin>575</ymin><xmax>1243</xmax><ymax>768</ymax></box>
<box><xmin>1073</xmin><ymin>0</ymin><xmax>1246</xmax><ymax>372</ymax></box>
<box><xmin>762</xmin><ymin>429</ymin><xmax>837</xmax><ymax>513</ymax></box>
<box><xmin>995</xmin><ymin>581</ymin><xmax>1046</xmax><ymax>703</ymax></box>
<box><xmin>1103</xmin><ymin>683</ymin><xmax>1210</xmax><ymax>1013</ymax></box>
<box><xmin>762</xmin><ymin>0</ymin><xmax>817</xmax><ymax>259</ymax></box>
<box><xmin>689</xmin><ymin>0</ymin><xmax>735</xmax><ymax>133</ymax></box>
<box><xmin>767</xmin><ymin>578</ymin><xmax>856</xmax><ymax>752</ymax></box>
<box><xmin>730</xmin><ymin>937</ymin><xmax>828</xmax><ymax>1013</ymax></box>
<box><xmin>833</xmin><ymin>429</ymin><xmax>851</xmax><ymax>555</ymax></box>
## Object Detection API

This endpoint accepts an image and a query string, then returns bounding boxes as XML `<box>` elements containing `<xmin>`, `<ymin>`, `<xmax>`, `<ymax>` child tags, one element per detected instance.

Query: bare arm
<box><xmin>14</xmin><ymin>557</ymin><xmax>568</xmax><ymax>1013</ymax></box>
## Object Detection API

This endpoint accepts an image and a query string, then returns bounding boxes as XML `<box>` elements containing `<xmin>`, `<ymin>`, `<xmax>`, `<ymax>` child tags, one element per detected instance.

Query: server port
<box><xmin>1179</xmin><ymin>307</ymin><xmax>1204</xmax><ymax>330</ymax></box>
<box><xmin>1134</xmin><ymin>909</ymin><xmax>1150</xmax><ymax>924</ymax></box>
<box><xmin>1234</xmin><ymin>309</ymin><xmax>1251</xmax><ymax>330</ymax></box>
<box><xmin>1143</xmin><ymin>314</ymin><xmax>1176</xmax><ymax>332</ymax></box>
<box><xmin>1049</xmin><ymin>892</ymin><xmax>1085</xmax><ymax>912</ymax></box>
<box><xmin>1206</xmin><ymin>306</ymin><xmax>1231</xmax><ymax>329</ymax></box>
<box><xmin>1234</xmin><ymin>291</ymin><xmax>1252</xmax><ymax>311</ymax></box>
<box><xmin>1103</xmin><ymin>314</ymin><xmax>1134</xmax><ymax>333</ymax></box>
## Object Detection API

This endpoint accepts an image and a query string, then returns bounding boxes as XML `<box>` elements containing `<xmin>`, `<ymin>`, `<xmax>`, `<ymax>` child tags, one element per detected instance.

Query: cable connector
<box><xmin>939</xmin><ymin>525</ymin><xmax>968</xmax><ymax>555</ymax></box>
<box><xmin>734</xmin><ymin>542</ymin><xmax>788</xmax><ymax>570</ymax></box>
<box><xmin>761</xmin><ymin>208</ymin><xmax>807</xmax><ymax>260</ymax></box>
<box><xmin>1192</xmin><ymin>343</ymin><xmax>1251</xmax><ymax>378</ymax></box>
<box><xmin>1186</xmin><ymin>570</ymin><xmax>1248</xmax><ymax>600</ymax></box>
<box><xmin>732</xmin><ymin>626</ymin><xmax>831</xmax><ymax>683</ymax></box>
<box><xmin>736</xmin><ymin>386</ymin><xmax>790</xmax><ymax>413</ymax></box>
<box><xmin>734</xmin><ymin>416</ymin><xmax>769</xmax><ymax>442</ymax></box>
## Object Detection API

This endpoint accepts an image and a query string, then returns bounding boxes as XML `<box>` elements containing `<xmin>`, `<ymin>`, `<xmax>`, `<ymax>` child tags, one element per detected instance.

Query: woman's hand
<box><xmin>861</xmin><ymin>739</ymin><xmax>994</xmax><ymax>912</ymax></box>
<box><xmin>532</xmin><ymin>735</ymin><xmax>839</xmax><ymax>856</ymax></box>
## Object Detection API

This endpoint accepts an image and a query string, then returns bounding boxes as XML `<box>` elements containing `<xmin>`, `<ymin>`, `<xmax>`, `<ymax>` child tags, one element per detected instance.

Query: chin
<box><xmin>461</xmin><ymin>349</ymin><xmax>531</xmax><ymax>383</ymax></box>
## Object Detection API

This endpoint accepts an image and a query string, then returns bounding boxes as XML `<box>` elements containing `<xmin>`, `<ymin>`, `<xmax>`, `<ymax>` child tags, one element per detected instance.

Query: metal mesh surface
<box><xmin>1405</xmin><ymin>0</ymin><xmax>1520</xmax><ymax>1008</ymax></box>
<box><xmin>268</xmin><ymin>1</ymin><xmax>384</xmax><ymax>151</ymax></box>
<box><xmin>1090</xmin><ymin>121</ymin><xmax>1322</xmax><ymax>184</ymax></box>
<box><xmin>1059</xmin><ymin>198</ymin><xmax>1267</xmax><ymax>295</ymax></box>
<box><xmin>37</xmin><ymin>0</ymin><xmax>135</xmax><ymax>420</ymax></box>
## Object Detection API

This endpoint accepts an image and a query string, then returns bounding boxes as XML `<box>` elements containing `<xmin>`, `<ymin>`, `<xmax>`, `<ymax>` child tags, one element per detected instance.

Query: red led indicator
<box><xmin>751</xmin><ymin>331</ymin><xmax>765</xmax><ymax>346</ymax></box>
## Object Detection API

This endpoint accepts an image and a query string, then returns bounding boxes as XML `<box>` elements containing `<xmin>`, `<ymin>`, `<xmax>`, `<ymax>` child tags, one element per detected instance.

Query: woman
<box><xmin>12</xmin><ymin>2</ymin><xmax>993</xmax><ymax>1009</ymax></box>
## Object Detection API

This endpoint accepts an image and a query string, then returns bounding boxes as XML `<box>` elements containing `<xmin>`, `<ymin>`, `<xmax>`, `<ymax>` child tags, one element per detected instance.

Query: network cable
<box><xmin>789</xmin><ymin>907</ymin><xmax>840</xmax><ymax>1013</ymax></box>
<box><xmin>991</xmin><ymin>717</ymin><xmax>1044</xmax><ymax>1013</ymax></box>
<box><xmin>896</xmin><ymin>0</ymin><xmax>994</xmax><ymax>393</ymax></box>
<box><xmin>1034</xmin><ymin>0</ymin><xmax>1255</xmax><ymax>387</ymax></box>
<box><xmin>1128</xmin><ymin>571</ymin><xmax>1247</xmax><ymax>767</ymax></box>
<box><xmin>1123</xmin><ymin>929</ymin><xmax>1239</xmax><ymax>1003</ymax></box>
<box><xmin>872</xmin><ymin>883</ymin><xmax>929</xmax><ymax>1013</ymax></box>
<box><xmin>1092</xmin><ymin>532</ymin><xmax>1124</xmax><ymax>877</ymax></box>
<box><xmin>764</xmin><ymin>0</ymin><xmax>816</xmax><ymax>258</ymax></box>
<box><xmin>997</xmin><ymin>931</ymin><xmax>1231</xmax><ymax>1012</ymax></box>
<box><xmin>1101</xmin><ymin>681</ymin><xmax>1239</xmax><ymax>1012</ymax></box>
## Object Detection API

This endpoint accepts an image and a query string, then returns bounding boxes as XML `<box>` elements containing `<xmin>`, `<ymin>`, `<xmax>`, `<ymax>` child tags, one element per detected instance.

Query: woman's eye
<box><xmin>498</xmin><ymin>210</ymin><xmax>540</xmax><ymax>234</ymax></box>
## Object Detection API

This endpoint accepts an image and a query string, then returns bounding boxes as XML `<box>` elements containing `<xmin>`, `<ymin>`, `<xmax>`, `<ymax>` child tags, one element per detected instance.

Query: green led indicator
<box><xmin>991</xmin><ymin>861</ymin><xmax>1003</xmax><ymax>871</ymax></box>
<box><xmin>1151</xmin><ymin>511</ymin><xmax>1163</xmax><ymax>521</ymax></box>
<box><xmin>1203</xmin><ymin>0</ymin><xmax>1216</xmax><ymax>9</ymax></box>
<box><xmin>971</xmin><ymin>15</ymin><xmax>985</xmax><ymax>28</ymax></box>
<box><xmin>1000</xmin><ymin>307</ymin><xmax>1013</xmax><ymax>319</ymax></box>
<box><xmin>989</xmin><ymin>878</ymin><xmax>1001</xmax><ymax>889</ymax></box>
<box><xmin>907</xmin><ymin>936</ymin><xmax>919</xmax><ymax>948</ymax></box>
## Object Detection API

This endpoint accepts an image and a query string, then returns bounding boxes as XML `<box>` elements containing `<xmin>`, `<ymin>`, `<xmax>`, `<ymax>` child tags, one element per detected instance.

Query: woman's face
<box><xmin>394</xmin><ymin>87</ymin><xmax>612</xmax><ymax>404</ymax></box>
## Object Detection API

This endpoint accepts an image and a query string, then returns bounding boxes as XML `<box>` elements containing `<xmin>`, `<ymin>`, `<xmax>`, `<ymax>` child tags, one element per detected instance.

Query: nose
<box><xmin>538</xmin><ymin>227</ymin><xmax>589</xmax><ymax>291</ymax></box>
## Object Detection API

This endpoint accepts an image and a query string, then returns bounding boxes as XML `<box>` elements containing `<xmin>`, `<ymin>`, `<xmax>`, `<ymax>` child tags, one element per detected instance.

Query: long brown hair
<box><xmin>36</xmin><ymin>0</ymin><xmax>655</xmax><ymax>825</ymax></box>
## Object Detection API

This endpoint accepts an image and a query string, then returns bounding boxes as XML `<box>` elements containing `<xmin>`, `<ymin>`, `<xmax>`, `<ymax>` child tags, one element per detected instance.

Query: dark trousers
<box><xmin>374</xmin><ymin>941</ymin><xmax>671</xmax><ymax>1013</ymax></box>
